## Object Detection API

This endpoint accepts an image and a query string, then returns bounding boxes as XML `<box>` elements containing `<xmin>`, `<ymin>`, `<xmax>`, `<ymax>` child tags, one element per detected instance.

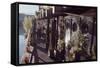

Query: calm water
<box><xmin>19</xmin><ymin>35</ymin><xmax>25</xmax><ymax>64</ymax></box>
<box><xmin>18</xmin><ymin>29</ymin><xmax>70</xmax><ymax>63</ymax></box>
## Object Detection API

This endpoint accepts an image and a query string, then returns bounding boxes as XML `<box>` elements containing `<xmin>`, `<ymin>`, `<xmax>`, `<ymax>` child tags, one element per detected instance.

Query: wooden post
<box><xmin>90</xmin><ymin>17</ymin><xmax>95</xmax><ymax>58</ymax></box>
<box><xmin>30</xmin><ymin>19</ymin><xmax>39</xmax><ymax>63</ymax></box>
<box><xmin>46</xmin><ymin>18</ymin><xmax>50</xmax><ymax>51</ymax></box>
<box><xmin>70</xmin><ymin>18</ymin><xmax>72</xmax><ymax>40</ymax></box>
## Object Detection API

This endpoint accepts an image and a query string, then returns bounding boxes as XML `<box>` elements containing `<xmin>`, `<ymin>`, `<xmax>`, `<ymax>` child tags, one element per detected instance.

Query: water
<box><xmin>19</xmin><ymin>35</ymin><xmax>25</xmax><ymax>64</ymax></box>
<box><xmin>18</xmin><ymin>29</ymin><xmax>71</xmax><ymax>63</ymax></box>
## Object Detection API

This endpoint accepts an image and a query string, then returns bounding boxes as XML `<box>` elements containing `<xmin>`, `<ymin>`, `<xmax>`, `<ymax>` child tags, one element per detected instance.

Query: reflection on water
<box><xmin>19</xmin><ymin>35</ymin><xmax>25</xmax><ymax>64</ymax></box>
